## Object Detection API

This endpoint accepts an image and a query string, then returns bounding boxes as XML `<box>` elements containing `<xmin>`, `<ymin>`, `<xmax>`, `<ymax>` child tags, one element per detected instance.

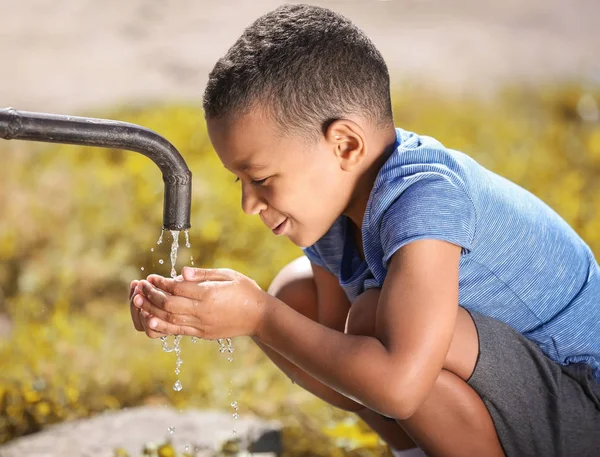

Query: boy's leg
<box><xmin>347</xmin><ymin>289</ymin><xmax>504</xmax><ymax>457</ymax></box>
<box><xmin>264</xmin><ymin>257</ymin><xmax>420</xmax><ymax>451</ymax></box>
<box><xmin>264</xmin><ymin>257</ymin><xmax>503</xmax><ymax>456</ymax></box>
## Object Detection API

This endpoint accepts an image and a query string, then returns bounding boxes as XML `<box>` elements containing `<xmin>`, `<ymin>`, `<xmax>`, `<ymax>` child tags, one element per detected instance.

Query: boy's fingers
<box><xmin>140</xmin><ymin>314</ymin><xmax>167</xmax><ymax>339</ymax></box>
<box><xmin>145</xmin><ymin>275</ymin><xmax>187</xmax><ymax>296</ymax></box>
<box><xmin>129</xmin><ymin>280</ymin><xmax>139</xmax><ymax>300</ymax></box>
<box><xmin>146</xmin><ymin>316</ymin><xmax>201</xmax><ymax>338</ymax></box>
<box><xmin>143</xmin><ymin>277</ymin><xmax>212</xmax><ymax>305</ymax></box>
<box><xmin>139</xmin><ymin>279</ymin><xmax>168</xmax><ymax>307</ymax></box>
<box><xmin>147</xmin><ymin>274</ymin><xmax>166</xmax><ymax>285</ymax></box>
<box><xmin>133</xmin><ymin>291</ymin><xmax>196</xmax><ymax>323</ymax></box>
<box><xmin>181</xmin><ymin>266</ymin><xmax>237</xmax><ymax>282</ymax></box>
<box><xmin>133</xmin><ymin>292</ymin><xmax>169</xmax><ymax>321</ymax></box>
<box><xmin>129</xmin><ymin>280</ymin><xmax>171</xmax><ymax>337</ymax></box>
<box><xmin>146</xmin><ymin>274</ymin><xmax>173</xmax><ymax>293</ymax></box>
<box><xmin>129</xmin><ymin>280</ymin><xmax>143</xmax><ymax>331</ymax></box>
<box><xmin>130</xmin><ymin>304</ymin><xmax>144</xmax><ymax>331</ymax></box>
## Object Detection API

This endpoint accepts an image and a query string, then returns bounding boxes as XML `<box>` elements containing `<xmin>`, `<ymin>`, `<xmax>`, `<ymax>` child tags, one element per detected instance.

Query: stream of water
<box><xmin>148</xmin><ymin>229</ymin><xmax>239</xmax><ymax>450</ymax></box>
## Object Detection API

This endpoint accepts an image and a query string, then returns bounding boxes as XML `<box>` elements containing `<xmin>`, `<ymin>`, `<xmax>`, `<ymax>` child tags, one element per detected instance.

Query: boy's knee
<box><xmin>268</xmin><ymin>256</ymin><xmax>318</xmax><ymax>321</ymax></box>
<box><xmin>345</xmin><ymin>288</ymin><xmax>381</xmax><ymax>336</ymax></box>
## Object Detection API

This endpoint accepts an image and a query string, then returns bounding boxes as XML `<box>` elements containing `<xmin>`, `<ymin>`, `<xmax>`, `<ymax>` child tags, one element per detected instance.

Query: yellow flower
<box><xmin>66</xmin><ymin>386</ymin><xmax>79</xmax><ymax>403</ymax></box>
<box><xmin>34</xmin><ymin>401</ymin><xmax>51</xmax><ymax>417</ymax></box>
<box><xmin>23</xmin><ymin>390</ymin><xmax>42</xmax><ymax>404</ymax></box>
<box><xmin>157</xmin><ymin>443</ymin><xmax>176</xmax><ymax>457</ymax></box>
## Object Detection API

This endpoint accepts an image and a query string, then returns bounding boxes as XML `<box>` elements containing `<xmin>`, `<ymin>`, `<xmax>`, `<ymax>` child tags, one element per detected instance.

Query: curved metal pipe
<box><xmin>0</xmin><ymin>107</ymin><xmax>191</xmax><ymax>230</ymax></box>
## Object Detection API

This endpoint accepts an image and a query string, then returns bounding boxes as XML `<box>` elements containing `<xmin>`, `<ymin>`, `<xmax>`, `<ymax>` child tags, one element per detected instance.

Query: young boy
<box><xmin>130</xmin><ymin>4</ymin><xmax>600</xmax><ymax>456</ymax></box>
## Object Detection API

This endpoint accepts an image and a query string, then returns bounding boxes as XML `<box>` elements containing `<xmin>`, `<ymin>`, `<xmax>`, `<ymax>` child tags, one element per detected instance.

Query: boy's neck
<box><xmin>343</xmin><ymin>127</ymin><xmax>397</xmax><ymax>234</ymax></box>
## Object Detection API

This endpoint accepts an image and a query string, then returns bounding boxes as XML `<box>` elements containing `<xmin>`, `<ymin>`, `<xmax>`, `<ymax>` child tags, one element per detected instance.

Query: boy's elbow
<box><xmin>390</xmin><ymin>398</ymin><xmax>420</xmax><ymax>420</ymax></box>
<box><xmin>375</xmin><ymin>371</ymin><xmax>427</xmax><ymax>420</ymax></box>
<box><xmin>380</xmin><ymin>393</ymin><xmax>419</xmax><ymax>421</ymax></box>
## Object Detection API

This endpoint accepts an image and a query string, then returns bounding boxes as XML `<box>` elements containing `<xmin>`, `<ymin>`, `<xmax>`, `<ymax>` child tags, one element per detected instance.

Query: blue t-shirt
<box><xmin>303</xmin><ymin>127</ymin><xmax>600</xmax><ymax>381</ymax></box>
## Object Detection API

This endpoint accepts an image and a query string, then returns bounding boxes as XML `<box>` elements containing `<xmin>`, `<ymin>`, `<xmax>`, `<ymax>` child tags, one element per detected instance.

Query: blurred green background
<box><xmin>1</xmin><ymin>85</ymin><xmax>599</xmax><ymax>456</ymax></box>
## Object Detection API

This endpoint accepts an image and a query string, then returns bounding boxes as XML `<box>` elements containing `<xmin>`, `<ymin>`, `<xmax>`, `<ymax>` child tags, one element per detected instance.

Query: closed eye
<box><xmin>234</xmin><ymin>177</ymin><xmax>269</xmax><ymax>186</ymax></box>
<box><xmin>251</xmin><ymin>177</ymin><xmax>268</xmax><ymax>186</ymax></box>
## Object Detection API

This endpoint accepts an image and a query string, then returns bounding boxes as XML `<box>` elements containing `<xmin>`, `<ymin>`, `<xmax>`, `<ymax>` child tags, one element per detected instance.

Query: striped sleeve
<box><xmin>302</xmin><ymin>244</ymin><xmax>328</xmax><ymax>269</ymax></box>
<box><xmin>379</xmin><ymin>174</ymin><xmax>477</xmax><ymax>266</ymax></box>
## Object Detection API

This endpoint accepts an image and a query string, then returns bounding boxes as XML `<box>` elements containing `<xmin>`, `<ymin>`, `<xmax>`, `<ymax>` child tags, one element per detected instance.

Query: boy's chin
<box><xmin>282</xmin><ymin>230</ymin><xmax>303</xmax><ymax>247</ymax></box>
<box><xmin>288</xmin><ymin>231</ymin><xmax>321</xmax><ymax>249</ymax></box>
<box><xmin>286</xmin><ymin>233</ymin><xmax>304</xmax><ymax>247</ymax></box>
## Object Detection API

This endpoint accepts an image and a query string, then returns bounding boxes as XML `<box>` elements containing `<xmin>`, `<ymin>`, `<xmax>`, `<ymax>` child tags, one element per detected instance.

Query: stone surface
<box><xmin>0</xmin><ymin>407</ymin><xmax>280</xmax><ymax>457</ymax></box>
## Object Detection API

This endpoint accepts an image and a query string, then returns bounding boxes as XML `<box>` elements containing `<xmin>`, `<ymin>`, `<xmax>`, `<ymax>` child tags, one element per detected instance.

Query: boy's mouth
<box><xmin>271</xmin><ymin>218</ymin><xmax>288</xmax><ymax>235</ymax></box>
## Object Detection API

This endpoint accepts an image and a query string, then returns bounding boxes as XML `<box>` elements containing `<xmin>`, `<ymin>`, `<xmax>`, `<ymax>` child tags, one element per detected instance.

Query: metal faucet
<box><xmin>0</xmin><ymin>107</ymin><xmax>191</xmax><ymax>231</ymax></box>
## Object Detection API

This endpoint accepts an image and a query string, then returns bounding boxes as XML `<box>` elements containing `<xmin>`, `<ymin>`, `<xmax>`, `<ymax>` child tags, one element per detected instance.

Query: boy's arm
<box><xmin>252</xmin><ymin>262</ymin><xmax>361</xmax><ymax>411</ymax></box>
<box><xmin>256</xmin><ymin>239</ymin><xmax>461</xmax><ymax>419</ymax></box>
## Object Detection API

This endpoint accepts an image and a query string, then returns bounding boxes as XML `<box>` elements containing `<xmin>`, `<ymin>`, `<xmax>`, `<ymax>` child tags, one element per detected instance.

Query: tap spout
<box><xmin>0</xmin><ymin>107</ymin><xmax>191</xmax><ymax>231</ymax></box>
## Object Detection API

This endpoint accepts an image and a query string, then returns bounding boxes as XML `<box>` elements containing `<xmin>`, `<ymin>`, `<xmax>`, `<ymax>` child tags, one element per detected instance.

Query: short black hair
<box><xmin>203</xmin><ymin>4</ymin><xmax>394</xmax><ymax>139</ymax></box>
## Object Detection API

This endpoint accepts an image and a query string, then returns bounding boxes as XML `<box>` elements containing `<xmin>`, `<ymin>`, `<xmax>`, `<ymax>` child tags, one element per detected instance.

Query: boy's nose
<box><xmin>241</xmin><ymin>183</ymin><xmax>267</xmax><ymax>215</ymax></box>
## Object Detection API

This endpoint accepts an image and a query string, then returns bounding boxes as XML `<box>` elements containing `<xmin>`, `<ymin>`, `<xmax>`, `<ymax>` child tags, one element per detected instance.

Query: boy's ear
<box><xmin>325</xmin><ymin>120</ymin><xmax>367</xmax><ymax>171</ymax></box>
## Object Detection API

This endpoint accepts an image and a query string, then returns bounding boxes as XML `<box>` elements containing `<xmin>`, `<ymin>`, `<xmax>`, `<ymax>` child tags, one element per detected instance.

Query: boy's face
<box><xmin>207</xmin><ymin>109</ymin><xmax>360</xmax><ymax>248</ymax></box>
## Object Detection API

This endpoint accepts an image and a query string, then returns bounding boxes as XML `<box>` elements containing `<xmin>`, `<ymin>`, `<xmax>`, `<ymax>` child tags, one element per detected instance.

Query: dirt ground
<box><xmin>1</xmin><ymin>0</ymin><xmax>599</xmax><ymax>114</ymax></box>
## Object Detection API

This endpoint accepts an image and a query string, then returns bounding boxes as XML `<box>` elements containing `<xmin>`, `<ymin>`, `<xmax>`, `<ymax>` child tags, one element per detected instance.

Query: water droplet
<box><xmin>168</xmin><ymin>426</ymin><xmax>175</xmax><ymax>434</ymax></box>
<box><xmin>227</xmin><ymin>357</ymin><xmax>233</xmax><ymax>362</ymax></box>
<box><xmin>191</xmin><ymin>337</ymin><xmax>198</xmax><ymax>343</ymax></box>
<box><xmin>175</xmin><ymin>368</ymin><xmax>180</xmax><ymax>375</ymax></box>
<box><xmin>159</xmin><ymin>259</ymin><xmax>164</xmax><ymax>264</ymax></box>
<box><xmin>157</xmin><ymin>230</ymin><xmax>164</xmax><ymax>245</ymax></box>
<box><xmin>190</xmin><ymin>256</ymin><xmax>195</xmax><ymax>266</ymax></box>
<box><xmin>218</xmin><ymin>338</ymin><xmax>227</xmax><ymax>353</ymax></box>
<box><xmin>231</xmin><ymin>401</ymin><xmax>238</xmax><ymax>409</ymax></box>
<box><xmin>150</xmin><ymin>247</ymin><xmax>154</xmax><ymax>252</ymax></box>
<box><xmin>184</xmin><ymin>445</ymin><xmax>190</xmax><ymax>452</ymax></box>
<box><xmin>140</xmin><ymin>267</ymin><xmax>145</xmax><ymax>271</ymax></box>
<box><xmin>173</xmin><ymin>380</ymin><xmax>183</xmax><ymax>391</ymax></box>
<box><xmin>184</xmin><ymin>230</ymin><xmax>191</xmax><ymax>249</ymax></box>
<box><xmin>233</xmin><ymin>413</ymin><xmax>239</xmax><ymax>419</ymax></box>
<box><xmin>160</xmin><ymin>335</ymin><xmax>176</xmax><ymax>353</ymax></box>
<box><xmin>232</xmin><ymin>429</ymin><xmax>237</xmax><ymax>435</ymax></box>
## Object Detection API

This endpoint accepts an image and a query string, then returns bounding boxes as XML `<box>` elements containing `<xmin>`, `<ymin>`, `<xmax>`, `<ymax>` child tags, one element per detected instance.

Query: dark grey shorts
<box><xmin>466</xmin><ymin>309</ymin><xmax>600</xmax><ymax>457</ymax></box>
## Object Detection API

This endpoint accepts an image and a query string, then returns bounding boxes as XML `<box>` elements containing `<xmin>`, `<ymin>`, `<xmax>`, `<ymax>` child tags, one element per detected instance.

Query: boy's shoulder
<box><xmin>365</xmin><ymin>127</ymin><xmax>480</xmax><ymax>228</ymax></box>
<box><xmin>373</xmin><ymin>127</ymin><xmax>478</xmax><ymax>192</ymax></box>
